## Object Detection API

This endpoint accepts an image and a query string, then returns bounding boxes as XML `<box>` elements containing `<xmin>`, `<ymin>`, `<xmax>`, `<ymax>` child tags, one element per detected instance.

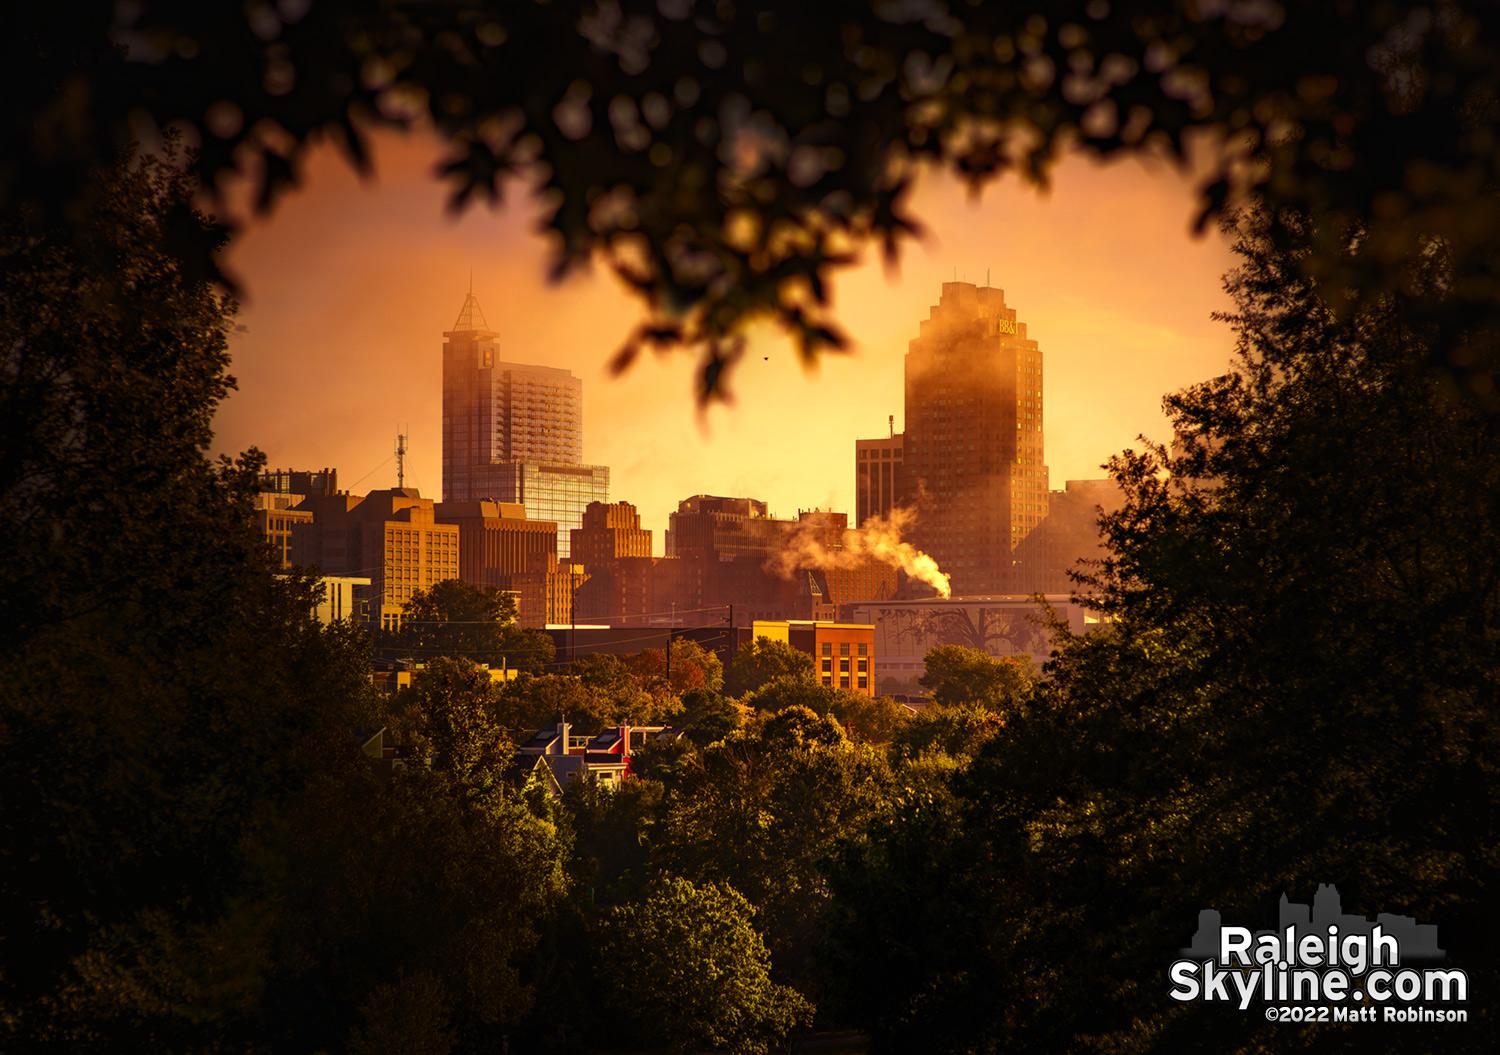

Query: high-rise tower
<box><xmin>898</xmin><ymin>281</ymin><xmax>1049</xmax><ymax>597</ymax></box>
<box><xmin>441</xmin><ymin>288</ymin><xmax>608</xmax><ymax>557</ymax></box>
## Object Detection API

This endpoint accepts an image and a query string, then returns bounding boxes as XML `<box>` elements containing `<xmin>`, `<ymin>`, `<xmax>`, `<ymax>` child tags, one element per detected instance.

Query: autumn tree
<box><xmin>622</xmin><ymin>637</ymin><xmax>725</xmax><ymax>697</ymax></box>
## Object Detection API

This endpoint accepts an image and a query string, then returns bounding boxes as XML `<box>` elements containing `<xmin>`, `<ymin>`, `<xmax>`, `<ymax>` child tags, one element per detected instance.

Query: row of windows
<box><xmin>821</xmin><ymin>659</ymin><xmax>869</xmax><ymax>673</ymax></box>
<box><xmin>821</xmin><ymin>675</ymin><xmax>870</xmax><ymax>689</ymax></box>
<box><xmin>820</xmin><ymin>642</ymin><xmax>869</xmax><ymax>656</ymax></box>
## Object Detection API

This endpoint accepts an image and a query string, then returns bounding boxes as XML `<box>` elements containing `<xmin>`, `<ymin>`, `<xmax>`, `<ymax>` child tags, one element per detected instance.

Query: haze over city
<box><xmin>215</xmin><ymin>130</ymin><xmax>1239</xmax><ymax>548</ymax></box>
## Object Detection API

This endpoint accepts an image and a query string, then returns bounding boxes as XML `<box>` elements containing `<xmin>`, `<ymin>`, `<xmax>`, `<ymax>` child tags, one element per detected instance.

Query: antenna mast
<box><xmin>395</xmin><ymin>430</ymin><xmax>408</xmax><ymax>489</ymax></box>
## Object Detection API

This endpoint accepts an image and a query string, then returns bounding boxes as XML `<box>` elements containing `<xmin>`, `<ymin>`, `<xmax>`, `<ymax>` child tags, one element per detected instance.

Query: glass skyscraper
<box><xmin>441</xmin><ymin>289</ymin><xmax>609</xmax><ymax>558</ymax></box>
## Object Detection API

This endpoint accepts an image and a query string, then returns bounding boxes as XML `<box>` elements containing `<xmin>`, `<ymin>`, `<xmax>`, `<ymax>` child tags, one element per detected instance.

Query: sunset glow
<box><xmin>215</xmin><ymin>131</ymin><xmax>1239</xmax><ymax>551</ymax></box>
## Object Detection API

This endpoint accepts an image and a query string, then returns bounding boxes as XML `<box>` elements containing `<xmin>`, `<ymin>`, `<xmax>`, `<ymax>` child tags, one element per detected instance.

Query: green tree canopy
<box><xmin>651</xmin><ymin>706</ymin><xmax>891</xmax><ymax>981</ymax></box>
<box><xmin>917</xmin><ymin>644</ymin><xmax>1035</xmax><ymax>710</ymax></box>
<box><xmin>723</xmin><ymin>636</ymin><xmax>817</xmax><ymax>698</ymax></box>
<box><xmin>744</xmin><ymin>676</ymin><xmax>909</xmax><ymax>744</ymax></box>
<box><xmin>596</xmin><ymin>876</ymin><xmax>812</xmax><ymax>1055</ymax></box>
<box><xmin>389</xmin><ymin>578</ymin><xmax>555</xmax><ymax>671</ymax></box>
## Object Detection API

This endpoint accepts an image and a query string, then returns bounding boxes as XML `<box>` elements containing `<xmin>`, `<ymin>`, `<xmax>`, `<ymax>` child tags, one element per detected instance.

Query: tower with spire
<box><xmin>440</xmin><ymin>286</ymin><xmax>608</xmax><ymax>559</ymax></box>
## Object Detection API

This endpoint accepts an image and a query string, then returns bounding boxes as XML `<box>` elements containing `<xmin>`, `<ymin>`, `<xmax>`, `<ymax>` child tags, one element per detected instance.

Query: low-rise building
<box><xmin>513</xmin><ymin>721</ymin><xmax>682</xmax><ymax>795</ymax></box>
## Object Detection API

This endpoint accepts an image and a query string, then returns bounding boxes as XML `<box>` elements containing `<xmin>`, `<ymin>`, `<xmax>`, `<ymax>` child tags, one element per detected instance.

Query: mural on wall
<box><xmin>871</xmin><ymin>601</ymin><xmax>1057</xmax><ymax>662</ymax></box>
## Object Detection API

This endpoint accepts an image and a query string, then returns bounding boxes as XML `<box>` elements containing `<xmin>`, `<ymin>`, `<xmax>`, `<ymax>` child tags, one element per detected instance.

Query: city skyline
<box><xmin>441</xmin><ymin>289</ymin><xmax>608</xmax><ymax>559</ymax></box>
<box><xmin>213</xmin><ymin>130</ymin><xmax>1240</xmax><ymax>553</ymax></box>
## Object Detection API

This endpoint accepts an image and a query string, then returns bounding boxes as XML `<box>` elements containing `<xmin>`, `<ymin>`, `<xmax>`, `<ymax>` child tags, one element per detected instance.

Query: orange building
<box><xmin>292</xmin><ymin>488</ymin><xmax>460</xmax><ymax>631</ymax></box>
<box><xmin>436</xmin><ymin>501</ymin><xmax>556</xmax><ymax>585</ymax></box>
<box><xmin>570</xmin><ymin>500</ymin><xmax>652</xmax><ymax>566</ymax></box>
<box><xmin>254</xmin><ymin>494</ymin><xmax>313</xmax><ymax>569</ymax></box>
<box><xmin>788</xmin><ymin>621</ymin><xmax>877</xmax><ymax>696</ymax></box>
<box><xmin>434</xmin><ymin>499</ymin><xmax>590</xmax><ymax>628</ymax></box>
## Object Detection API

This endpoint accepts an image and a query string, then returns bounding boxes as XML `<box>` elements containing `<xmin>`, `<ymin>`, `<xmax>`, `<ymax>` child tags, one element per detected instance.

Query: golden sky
<box><xmin>215</xmin><ymin>131</ymin><xmax>1239</xmax><ymax>553</ymax></box>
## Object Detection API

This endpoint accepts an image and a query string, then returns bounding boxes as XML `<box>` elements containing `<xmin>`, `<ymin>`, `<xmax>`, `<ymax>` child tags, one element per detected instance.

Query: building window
<box><xmin>840</xmin><ymin>642</ymin><xmax>850</xmax><ymax>656</ymax></box>
<box><xmin>858</xmin><ymin>643</ymin><xmax>868</xmax><ymax>656</ymax></box>
<box><xmin>822</xmin><ymin>659</ymin><xmax>832</xmax><ymax>673</ymax></box>
<box><xmin>858</xmin><ymin>660</ymin><xmax>867</xmax><ymax>672</ymax></box>
<box><xmin>822</xmin><ymin>676</ymin><xmax>832</xmax><ymax>687</ymax></box>
<box><xmin>858</xmin><ymin>676</ymin><xmax>868</xmax><ymax>689</ymax></box>
<box><xmin>840</xmin><ymin>676</ymin><xmax>850</xmax><ymax>689</ymax></box>
<box><xmin>822</xmin><ymin>643</ymin><xmax>832</xmax><ymax>656</ymax></box>
<box><xmin>839</xmin><ymin>659</ymin><xmax>849</xmax><ymax>672</ymax></box>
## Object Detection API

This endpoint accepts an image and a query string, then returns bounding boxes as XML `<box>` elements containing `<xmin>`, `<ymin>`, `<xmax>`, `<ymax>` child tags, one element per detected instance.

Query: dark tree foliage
<box><xmin>386</xmin><ymin>655</ymin><xmax>514</xmax><ymax>781</ymax></box>
<box><xmin>11</xmin><ymin>2</ymin><xmax>1500</xmax><ymax>398</ymax></box>
<box><xmin>267</xmin><ymin>768</ymin><xmax>569</xmax><ymax>1055</ymax></box>
<box><xmin>652</xmin><ymin>706</ymin><xmax>891</xmax><ymax>985</ymax></box>
<box><xmin>676</xmin><ymin>685</ymin><xmax>749</xmax><ymax>746</ymax></box>
<box><xmin>386</xmin><ymin>577</ymin><xmax>556</xmax><ymax>671</ymax></box>
<box><xmin>821</xmin><ymin>213</ymin><xmax>1500</xmax><ymax>1052</ymax></box>
<box><xmin>0</xmin><ymin>149</ymin><xmax>384</xmax><ymax>1049</ymax></box>
<box><xmin>0</xmin><ymin>147</ymin><xmax>574</xmax><ymax>1055</ymax></box>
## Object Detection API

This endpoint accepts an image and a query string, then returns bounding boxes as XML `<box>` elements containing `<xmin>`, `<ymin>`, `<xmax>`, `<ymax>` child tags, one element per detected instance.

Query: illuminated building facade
<box><xmin>899</xmin><ymin>281</ymin><xmax>1050</xmax><ymax>597</ymax></box>
<box><xmin>570</xmin><ymin>501</ymin><xmax>652</xmax><ymax>566</ymax></box>
<box><xmin>441</xmin><ymin>289</ymin><xmax>609</xmax><ymax>557</ymax></box>
<box><xmin>291</xmin><ymin>488</ymin><xmax>460</xmax><ymax>632</ymax></box>
<box><xmin>855</xmin><ymin>432</ymin><xmax>905</xmax><ymax>527</ymax></box>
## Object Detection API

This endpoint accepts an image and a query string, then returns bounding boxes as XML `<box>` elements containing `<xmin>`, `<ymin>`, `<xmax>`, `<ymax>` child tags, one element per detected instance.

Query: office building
<box><xmin>570</xmin><ymin>501</ymin><xmax>652</xmax><ymax>566</ymax></box>
<box><xmin>291</xmin><ymin>488</ymin><xmax>460</xmax><ymax>632</ymax></box>
<box><xmin>441</xmin><ymin>288</ymin><xmax>609</xmax><ymax>557</ymax></box>
<box><xmin>1008</xmin><ymin>478</ymin><xmax>1125</xmax><ymax>595</ymax></box>
<box><xmin>261</xmin><ymin>467</ymin><xmax>339</xmax><ymax>499</ymax></box>
<box><xmin>855</xmin><ymin>427</ymin><xmax>905</xmax><ymax>527</ymax></box>
<box><xmin>255</xmin><ymin>467</ymin><xmax>337</xmax><ymax>568</ymax></box>
<box><xmin>576</xmin><ymin>497</ymin><xmax>896</xmax><ymax>627</ymax></box>
<box><xmin>898</xmin><ymin>281</ymin><xmax>1050</xmax><ymax>597</ymax></box>
<box><xmin>254</xmin><ymin>494</ymin><xmax>314</xmax><ymax>569</ymax></box>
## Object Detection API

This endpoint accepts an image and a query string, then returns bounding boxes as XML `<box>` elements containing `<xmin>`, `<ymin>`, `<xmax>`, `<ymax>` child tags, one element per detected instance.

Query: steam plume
<box><xmin>768</xmin><ymin>507</ymin><xmax>952</xmax><ymax>599</ymax></box>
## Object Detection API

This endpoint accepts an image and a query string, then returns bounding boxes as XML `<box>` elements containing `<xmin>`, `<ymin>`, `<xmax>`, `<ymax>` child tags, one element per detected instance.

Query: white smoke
<box><xmin>767</xmin><ymin>507</ymin><xmax>952</xmax><ymax>599</ymax></box>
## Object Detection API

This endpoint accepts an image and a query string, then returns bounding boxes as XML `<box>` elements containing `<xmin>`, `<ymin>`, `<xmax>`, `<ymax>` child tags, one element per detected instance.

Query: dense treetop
<box><xmin>11</xmin><ymin>1</ymin><xmax>1500</xmax><ymax>400</ymax></box>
